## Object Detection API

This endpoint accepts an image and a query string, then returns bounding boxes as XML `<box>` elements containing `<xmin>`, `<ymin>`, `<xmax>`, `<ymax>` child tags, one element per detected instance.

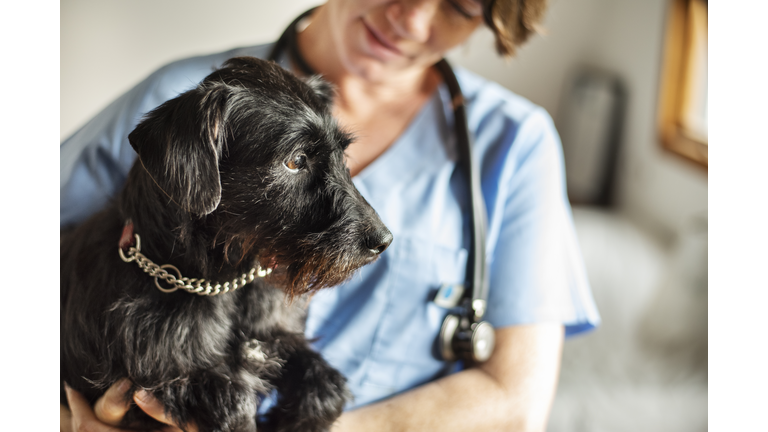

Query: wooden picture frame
<box><xmin>658</xmin><ymin>0</ymin><xmax>708</xmax><ymax>169</ymax></box>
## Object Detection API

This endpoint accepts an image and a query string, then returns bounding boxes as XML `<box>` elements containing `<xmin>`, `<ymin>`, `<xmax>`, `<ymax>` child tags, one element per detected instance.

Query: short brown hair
<box><xmin>482</xmin><ymin>0</ymin><xmax>549</xmax><ymax>57</ymax></box>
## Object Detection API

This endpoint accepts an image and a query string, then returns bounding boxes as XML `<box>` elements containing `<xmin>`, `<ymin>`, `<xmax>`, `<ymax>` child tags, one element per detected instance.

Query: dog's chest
<box><xmin>113</xmin><ymin>282</ymin><xmax>298</xmax><ymax>361</ymax></box>
<box><xmin>110</xmin><ymin>291</ymin><xmax>242</xmax><ymax>367</ymax></box>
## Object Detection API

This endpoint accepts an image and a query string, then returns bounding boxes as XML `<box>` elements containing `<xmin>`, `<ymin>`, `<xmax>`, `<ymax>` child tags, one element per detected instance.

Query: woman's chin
<box><xmin>338</xmin><ymin>54</ymin><xmax>390</xmax><ymax>82</ymax></box>
<box><xmin>342</xmin><ymin>54</ymin><xmax>434</xmax><ymax>86</ymax></box>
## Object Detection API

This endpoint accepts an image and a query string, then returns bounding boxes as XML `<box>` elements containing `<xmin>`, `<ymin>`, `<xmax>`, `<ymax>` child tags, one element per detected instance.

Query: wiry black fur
<box><xmin>60</xmin><ymin>57</ymin><xmax>392</xmax><ymax>432</ymax></box>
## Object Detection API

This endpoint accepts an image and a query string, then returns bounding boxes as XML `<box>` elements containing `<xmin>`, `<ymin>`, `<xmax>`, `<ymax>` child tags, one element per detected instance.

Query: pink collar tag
<box><xmin>119</xmin><ymin>220</ymin><xmax>135</xmax><ymax>251</ymax></box>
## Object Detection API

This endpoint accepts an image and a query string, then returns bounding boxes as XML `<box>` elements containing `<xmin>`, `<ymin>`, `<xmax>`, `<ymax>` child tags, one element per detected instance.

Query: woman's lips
<box><xmin>361</xmin><ymin>19</ymin><xmax>404</xmax><ymax>60</ymax></box>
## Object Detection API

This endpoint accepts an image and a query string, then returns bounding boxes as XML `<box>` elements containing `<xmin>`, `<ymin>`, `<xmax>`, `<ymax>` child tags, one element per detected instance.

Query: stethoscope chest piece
<box><xmin>439</xmin><ymin>313</ymin><xmax>496</xmax><ymax>363</ymax></box>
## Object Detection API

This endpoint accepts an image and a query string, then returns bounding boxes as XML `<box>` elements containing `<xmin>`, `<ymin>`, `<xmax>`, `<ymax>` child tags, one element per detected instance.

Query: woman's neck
<box><xmin>294</xmin><ymin>5</ymin><xmax>442</xmax><ymax>176</ymax></box>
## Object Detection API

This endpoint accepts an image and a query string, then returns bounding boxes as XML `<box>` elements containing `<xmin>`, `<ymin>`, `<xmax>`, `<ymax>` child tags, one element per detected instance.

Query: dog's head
<box><xmin>128</xmin><ymin>56</ymin><xmax>391</xmax><ymax>296</ymax></box>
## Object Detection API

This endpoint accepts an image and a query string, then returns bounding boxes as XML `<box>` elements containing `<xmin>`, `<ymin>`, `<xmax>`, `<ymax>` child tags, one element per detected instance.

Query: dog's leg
<box><xmin>256</xmin><ymin>332</ymin><xmax>350</xmax><ymax>432</ymax></box>
<box><xmin>120</xmin><ymin>369</ymin><xmax>261</xmax><ymax>432</ymax></box>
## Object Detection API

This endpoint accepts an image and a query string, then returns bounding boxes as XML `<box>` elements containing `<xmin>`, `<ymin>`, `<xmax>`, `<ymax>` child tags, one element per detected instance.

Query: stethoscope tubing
<box><xmin>268</xmin><ymin>9</ymin><xmax>490</xmax><ymax>322</ymax></box>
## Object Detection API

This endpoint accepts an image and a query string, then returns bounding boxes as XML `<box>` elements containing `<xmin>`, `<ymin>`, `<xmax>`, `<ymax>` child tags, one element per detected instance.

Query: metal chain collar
<box><xmin>118</xmin><ymin>233</ymin><xmax>272</xmax><ymax>296</ymax></box>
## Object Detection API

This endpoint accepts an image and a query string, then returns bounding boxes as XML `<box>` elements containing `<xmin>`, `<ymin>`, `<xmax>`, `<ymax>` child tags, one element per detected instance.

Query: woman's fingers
<box><xmin>64</xmin><ymin>383</ymin><xmax>131</xmax><ymax>432</ymax></box>
<box><xmin>93</xmin><ymin>378</ymin><xmax>133</xmax><ymax>425</ymax></box>
<box><xmin>133</xmin><ymin>390</ymin><xmax>198</xmax><ymax>432</ymax></box>
<box><xmin>60</xmin><ymin>403</ymin><xmax>73</xmax><ymax>432</ymax></box>
<box><xmin>64</xmin><ymin>383</ymin><xmax>97</xmax><ymax>429</ymax></box>
<box><xmin>64</xmin><ymin>380</ymin><xmax>197</xmax><ymax>432</ymax></box>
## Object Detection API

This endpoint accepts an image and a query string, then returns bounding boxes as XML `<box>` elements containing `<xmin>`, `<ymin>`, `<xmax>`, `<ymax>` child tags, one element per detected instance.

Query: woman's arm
<box><xmin>332</xmin><ymin>323</ymin><xmax>564</xmax><ymax>432</ymax></box>
<box><xmin>62</xmin><ymin>323</ymin><xmax>562</xmax><ymax>432</ymax></box>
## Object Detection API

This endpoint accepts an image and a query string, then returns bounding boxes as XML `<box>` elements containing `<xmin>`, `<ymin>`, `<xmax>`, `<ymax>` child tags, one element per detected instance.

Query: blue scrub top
<box><xmin>61</xmin><ymin>43</ymin><xmax>599</xmax><ymax>409</ymax></box>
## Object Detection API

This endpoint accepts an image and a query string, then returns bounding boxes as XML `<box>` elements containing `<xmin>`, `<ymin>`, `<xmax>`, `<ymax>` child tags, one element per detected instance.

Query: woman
<box><xmin>61</xmin><ymin>0</ymin><xmax>599</xmax><ymax>430</ymax></box>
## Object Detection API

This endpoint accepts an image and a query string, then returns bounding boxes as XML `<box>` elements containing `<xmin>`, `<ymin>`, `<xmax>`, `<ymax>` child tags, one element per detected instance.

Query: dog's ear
<box><xmin>128</xmin><ymin>84</ymin><xmax>234</xmax><ymax>217</ymax></box>
<box><xmin>303</xmin><ymin>75</ymin><xmax>335</xmax><ymax>111</ymax></box>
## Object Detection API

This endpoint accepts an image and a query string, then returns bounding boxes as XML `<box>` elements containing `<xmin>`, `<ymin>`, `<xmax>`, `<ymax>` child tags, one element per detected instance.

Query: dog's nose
<box><xmin>366</xmin><ymin>228</ymin><xmax>393</xmax><ymax>256</ymax></box>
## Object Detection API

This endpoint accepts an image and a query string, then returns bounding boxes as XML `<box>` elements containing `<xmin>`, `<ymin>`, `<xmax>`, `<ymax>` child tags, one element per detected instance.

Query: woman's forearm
<box><xmin>332</xmin><ymin>323</ymin><xmax>564</xmax><ymax>432</ymax></box>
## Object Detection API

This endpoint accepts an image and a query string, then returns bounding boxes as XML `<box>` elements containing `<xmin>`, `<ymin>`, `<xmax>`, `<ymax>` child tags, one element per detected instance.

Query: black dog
<box><xmin>60</xmin><ymin>56</ymin><xmax>392</xmax><ymax>432</ymax></box>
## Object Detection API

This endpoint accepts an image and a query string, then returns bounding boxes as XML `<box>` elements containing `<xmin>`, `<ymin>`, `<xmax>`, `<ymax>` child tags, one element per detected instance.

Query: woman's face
<box><xmin>323</xmin><ymin>0</ymin><xmax>484</xmax><ymax>82</ymax></box>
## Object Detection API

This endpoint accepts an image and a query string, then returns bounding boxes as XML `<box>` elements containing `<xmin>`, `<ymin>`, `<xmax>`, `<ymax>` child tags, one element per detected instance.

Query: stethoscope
<box><xmin>268</xmin><ymin>8</ymin><xmax>495</xmax><ymax>364</ymax></box>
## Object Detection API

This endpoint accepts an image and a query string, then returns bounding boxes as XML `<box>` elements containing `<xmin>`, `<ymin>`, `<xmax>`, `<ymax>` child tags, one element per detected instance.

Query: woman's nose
<box><xmin>385</xmin><ymin>0</ymin><xmax>439</xmax><ymax>42</ymax></box>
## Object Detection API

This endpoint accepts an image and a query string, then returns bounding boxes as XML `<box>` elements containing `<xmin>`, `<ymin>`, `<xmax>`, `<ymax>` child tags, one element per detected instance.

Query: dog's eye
<box><xmin>284</xmin><ymin>154</ymin><xmax>307</xmax><ymax>173</ymax></box>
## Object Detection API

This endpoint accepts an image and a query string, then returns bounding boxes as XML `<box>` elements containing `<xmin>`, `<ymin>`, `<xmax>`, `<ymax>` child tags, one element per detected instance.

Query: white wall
<box><xmin>61</xmin><ymin>0</ymin><xmax>707</xmax><ymax>237</ymax></box>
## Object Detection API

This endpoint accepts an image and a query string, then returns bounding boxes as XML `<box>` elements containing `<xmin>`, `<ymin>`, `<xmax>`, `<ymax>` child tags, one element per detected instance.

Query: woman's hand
<box><xmin>62</xmin><ymin>380</ymin><xmax>197</xmax><ymax>432</ymax></box>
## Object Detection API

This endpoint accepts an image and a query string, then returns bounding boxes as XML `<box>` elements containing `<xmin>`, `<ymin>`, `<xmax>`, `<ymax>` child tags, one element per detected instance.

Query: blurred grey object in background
<box><xmin>548</xmin><ymin>208</ymin><xmax>708</xmax><ymax>432</ymax></box>
<box><xmin>558</xmin><ymin>69</ymin><xmax>625</xmax><ymax>206</ymax></box>
<box><xmin>550</xmin><ymin>66</ymin><xmax>707</xmax><ymax>431</ymax></box>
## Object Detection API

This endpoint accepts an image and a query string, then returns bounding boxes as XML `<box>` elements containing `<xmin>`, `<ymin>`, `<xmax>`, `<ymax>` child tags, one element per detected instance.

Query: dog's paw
<box><xmin>264</xmin><ymin>352</ymin><xmax>351</xmax><ymax>432</ymax></box>
<box><xmin>242</xmin><ymin>339</ymin><xmax>284</xmax><ymax>380</ymax></box>
<box><xmin>298</xmin><ymin>358</ymin><xmax>351</xmax><ymax>425</ymax></box>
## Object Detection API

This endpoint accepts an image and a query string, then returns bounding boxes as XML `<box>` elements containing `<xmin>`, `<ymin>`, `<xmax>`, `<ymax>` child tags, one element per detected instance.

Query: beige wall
<box><xmin>61</xmin><ymin>0</ymin><xmax>707</xmax><ymax>237</ymax></box>
<box><xmin>447</xmin><ymin>0</ymin><xmax>707</xmax><ymax>238</ymax></box>
<box><xmin>61</xmin><ymin>0</ymin><xmax>321</xmax><ymax>140</ymax></box>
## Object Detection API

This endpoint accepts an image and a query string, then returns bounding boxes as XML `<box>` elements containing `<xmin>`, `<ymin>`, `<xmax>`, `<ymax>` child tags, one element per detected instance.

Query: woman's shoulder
<box><xmin>156</xmin><ymin>43</ymin><xmax>274</xmax><ymax>74</ymax></box>
<box><xmin>141</xmin><ymin>43</ymin><xmax>275</xmax><ymax>101</ymax></box>
<box><xmin>452</xmin><ymin>66</ymin><xmax>559</xmax><ymax>159</ymax></box>
<box><xmin>453</xmin><ymin>66</ymin><xmax>548</xmax><ymax>125</ymax></box>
